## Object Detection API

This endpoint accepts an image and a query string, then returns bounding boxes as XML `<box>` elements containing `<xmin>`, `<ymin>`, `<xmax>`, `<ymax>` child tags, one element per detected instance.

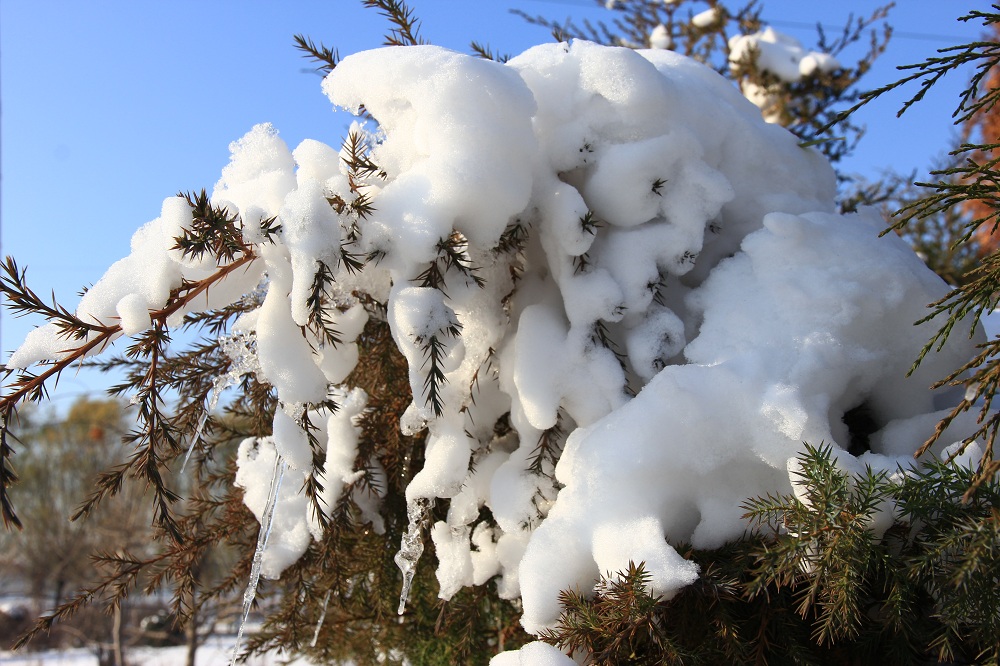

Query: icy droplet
<box><xmin>231</xmin><ymin>453</ymin><xmax>287</xmax><ymax>666</ymax></box>
<box><xmin>394</xmin><ymin>497</ymin><xmax>431</xmax><ymax>615</ymax></box>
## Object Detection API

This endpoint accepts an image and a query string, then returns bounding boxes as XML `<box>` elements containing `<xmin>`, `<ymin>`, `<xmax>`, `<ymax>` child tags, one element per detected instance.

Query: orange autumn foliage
<box><xmin>962</xmin><ymin>21</ymin><xmax>1000</xmax><ymax>255</ymax></box>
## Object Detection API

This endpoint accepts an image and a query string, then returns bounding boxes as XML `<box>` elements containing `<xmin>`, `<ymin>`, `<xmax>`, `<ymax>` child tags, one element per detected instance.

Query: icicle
<box><xmin>309</xmin><ymin>589</ymin><xmax>333</xmax><ymax>648</ymax></box>
<box><xmin>180</xmin><ymin>375</ymin><xmax>228</xmax><ymax>474</ymax></box>
<box><xmin>230</xmin><ymin>453</ymin><xmax>287</xmax><ymax>666</ymax></box>
<box><xmin>184</xmin><ymin>331</ymin><xmax>262</xmax><ymax>474</ymax></box>
<box><xmin>394</xmin><ymin>497</ymin><xmax>431</xmax><ymax>615</ymax></box>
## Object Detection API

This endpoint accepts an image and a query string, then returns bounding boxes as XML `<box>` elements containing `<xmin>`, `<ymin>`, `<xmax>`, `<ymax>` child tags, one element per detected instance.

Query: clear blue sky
<box><xmin>0</xmin><ymin>0</ymin><xmax>990</xmax><ymax>402</ymax></box>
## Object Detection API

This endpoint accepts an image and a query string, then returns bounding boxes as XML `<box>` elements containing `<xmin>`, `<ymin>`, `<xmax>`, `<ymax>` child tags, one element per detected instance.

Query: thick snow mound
<box><xmin>9</xmin><ymin>39</ymin><xmax>986</xmax><ymax>663</ymax></box>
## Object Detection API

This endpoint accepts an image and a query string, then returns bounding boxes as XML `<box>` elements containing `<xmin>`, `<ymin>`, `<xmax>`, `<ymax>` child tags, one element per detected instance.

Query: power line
<box><xmin>766</xmin><ymin>19</ymin><xmax>967</xmax><ymax>43</ymax></box>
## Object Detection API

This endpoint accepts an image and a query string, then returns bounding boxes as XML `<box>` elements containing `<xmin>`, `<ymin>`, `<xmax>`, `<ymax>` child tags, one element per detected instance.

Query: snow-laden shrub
<box><xmin>4</xmin><ymin>40</ymin><xmax>984</xmax><ymax>660</ymax></box>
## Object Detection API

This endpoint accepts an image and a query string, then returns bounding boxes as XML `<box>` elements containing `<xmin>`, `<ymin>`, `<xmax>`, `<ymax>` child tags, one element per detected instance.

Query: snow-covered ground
<box><xmin>1</xmin><ymin>635</ymin><xmax>319</xmax><ymax>666</ymax></box>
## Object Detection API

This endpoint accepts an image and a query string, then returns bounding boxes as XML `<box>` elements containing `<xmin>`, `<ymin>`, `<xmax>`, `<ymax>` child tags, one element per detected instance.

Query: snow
<box><xmin>7</xmin><ymin>38</ymin><xmax>989</xmax><ymax>664</ymax></box>
<box><xmin>115</xmin><ymin>292</ymin><xmax>152</xmax><ymax>335</ymax></box>
<box><xmin>690</xmin><ymin>7</ymin><xmax>724</xmax><ymax>30</ymax></box>
<box><xmin>730</xmin><ymin>27</ymin><xmax>842</xmax><ymax>83</ymax></box>
<box><xmin>729</xmin><ymin>26</ymin><xmax>843</xmax><ymax>122</ymax></box>
<box><xmin>489</xmin><ymin>641</ymin><xmax>576</xmax><ymax>666</ymax></box>
<box><xmin>234</xmin><ymin>439</ymin><xmax>306</xmax><ymax>579</ymax></box>
<box><xmin>1</xmin><ymin>637</ymin><xmax>320</xmax><ymax>666</ymax></box>
<box><xmin>981</xmin><ymin>307</ymin><xmax>1000</xmax><ymax>340</ymax></box>
<box><xmin>649</xmin><ymin>24</ymin><xmax>672</xmax><ymax>50</ymax></box>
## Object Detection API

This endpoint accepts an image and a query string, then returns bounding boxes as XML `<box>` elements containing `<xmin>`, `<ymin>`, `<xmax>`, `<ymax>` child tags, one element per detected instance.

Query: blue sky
<box><xmin>0</xmin><ymin>0</ymin><xmax>991</xmax><ymax>402</ymax></box>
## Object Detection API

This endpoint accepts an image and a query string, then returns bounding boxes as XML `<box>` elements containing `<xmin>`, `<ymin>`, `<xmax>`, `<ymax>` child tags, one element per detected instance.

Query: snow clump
<box><xmin>649</xmin><ymin>24</ymin><xmax>673</xmax><ymax>50</ymax></box>
<box><xmin>7</xmin><ymin>39</ymin><xmax>985</xmax><ymax>663</ymax></box>
<box><xmin>729</xmin><ymin>26</ymin><xmax>842</xmax><ymax>121</ymax></box>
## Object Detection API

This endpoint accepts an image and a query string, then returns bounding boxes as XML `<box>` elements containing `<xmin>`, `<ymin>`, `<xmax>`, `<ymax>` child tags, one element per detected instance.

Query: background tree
<box><xmin>960</xmin><ymin>18</ymin><xmax>1000</xmax><ymax>256</ymax></box>
<box><xmin>512</xmin><ymin>0</ymin><xmax>892</xmax><ymax>165</ymax></box>
<box><xmin>0</xmin><ymin>398</ymin><xmax>153</xmax><ymax>660</ymax></box>
<box><xmin>0</xmin><ymin>399</ymin><xmax>138</xmax><ymax>605</ymax></box>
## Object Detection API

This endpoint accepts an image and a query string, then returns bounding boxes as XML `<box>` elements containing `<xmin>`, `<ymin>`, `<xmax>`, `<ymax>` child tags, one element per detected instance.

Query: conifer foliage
<box><xmin>839</xmin><ymin>5</ymin><xmax>1000</xmax><ymax>497</ymax></box>
<box><xmin>1</xmin><ymin>2</ymin><xmax>998</xmax><ymax>665</ymax></box>
<box><xmin>540</xmin><ymin>445</ymin><xmax>1000</xmax><ymax>665</ymax></box>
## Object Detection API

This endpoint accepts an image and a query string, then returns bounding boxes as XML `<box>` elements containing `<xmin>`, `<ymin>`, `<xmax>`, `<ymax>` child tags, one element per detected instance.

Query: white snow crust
<box><xmin>8</xmin><ymin>39</ymin><xmax>988</xmax><ymax>663</ymax></box>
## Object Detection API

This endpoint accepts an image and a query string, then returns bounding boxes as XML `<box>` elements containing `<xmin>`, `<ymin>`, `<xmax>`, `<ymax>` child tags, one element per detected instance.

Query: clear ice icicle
<box><xmin>310</xmin><ymin>589</ymin><xmax>333</xmax><ymax>648</ymax></box>
<box><xmin>180</xmin><ymin>376</ymin><xmax>228</xmax><ymax>474</ymax></box>
<box><xmin>394</xmin><ymin>497</ymin><xmax>430</xmax><ymax>615</ymax></box>
<box><xmin>230</xmin><ymin>453</ymin><xmax>286</xmax><ymax>666</ymax></box>
<box><xmin>183</xmin><ymin>333</ymin><xmax>262</xmax><ymax>474</ymax></box>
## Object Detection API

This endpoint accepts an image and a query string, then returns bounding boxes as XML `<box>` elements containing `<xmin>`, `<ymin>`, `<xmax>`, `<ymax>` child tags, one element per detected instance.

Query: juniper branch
<box><xmin>826</xmin><ymin>8</ymin><xmax>1000</xmax><ymax>131</ymax></box>
<box><xmin>362</xmin><ymin>0</ymin><xmax>425</xmax><ymax>47</ymax></box>
<box><xmin>0</xmin><ymin>231</ymin><xmax>258</xmax><ymax>530</ymax></box>
<box><xmin>293</xmin><ymin>34</ymin><xmax>340</xmax><ymax>75</ymax></box>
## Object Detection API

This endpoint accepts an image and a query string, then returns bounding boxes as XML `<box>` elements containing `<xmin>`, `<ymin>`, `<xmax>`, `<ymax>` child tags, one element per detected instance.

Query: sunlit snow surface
<box><xmin>7</xmin><ymin>40</ymin><xmax>987</xmax><ymax>663</ymax></box>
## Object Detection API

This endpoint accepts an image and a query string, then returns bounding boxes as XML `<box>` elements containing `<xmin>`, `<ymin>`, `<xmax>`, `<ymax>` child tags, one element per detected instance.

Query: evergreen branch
<box><xmin>436</xmin><ymin>232</ymin><xmax>486</xmax><ymax>289</ymax></box>
<box><xmin>590</xmin><ymin>320</ymin><xmax>629</xmax><ymax>379</ymax></box>
<box><xmin>912</xmin><ymin>336</ymin><xmax>1000</xmax><ymax>494</ymax></box>
<box><xmin>297</xmin><ymin>406</ymin><xmax>338</xmax><ymax>532</ymax></box>
<box><xmin>341</xmin><ymin>130</ymin><xmax>386</xmax><ymax>184</ymax></box>
<box><xmin>465</xmin><ymin>347</ymin><xmax>498</xmax><ymax>411</ymax></box>
<box><xmin>362</xmin><ymin>0</ymin><xmax>426</xmax><ymax>47</ymax></box>
<box><xmin>580</xmin><ymin>210</ymin><xmax>601</xmax><ymax>235</ymax></box>
<box><xmin>419</xmin><ymin>335</ymin><xmax>450</xmax><ymax>418</ymax></box>
<box><xmin>648</xmin><ymin>273</ymin><xmax>668</xmax><ymax>307</ymax></box>
<box><xmin>888</xmin><ymin>147</ymin><xmax>1000</xmax><ymax>247</ymax></box>
<box><xmin>181</xmin><ymin>296</ymin><xmax>261</xmax><ymax>337</ymax></box>
<box><xmin>573</xmin><ymin>252</ymin><xmax>592</xmax><ymax>275</ymax></box>
<box><xmin>495</xmin><ymin>219</ymin><xmax>529</xmax><ymax>256</ymax></box>
<box><xmin>1</xmin><ymin>256</ymin><xmax>112</xmax><ymax>338</ymax></box>
<box><xmin>415</xmin><ymin>236</ymin><xmax>485</xmax><ymax>294</ymax></box>
<box><xmin>412</xmin><ymin>310</ymin><xmax>462</xmax><ymax>419</ymax></box>
<box><xmin>0</xmin><ymin>405</ymin><xmax>21</xmax><ymax>530</ymax></box>
<box><xmin>470</xmin><ymin>41</ymin><xmax>510</xmax><ymax>63</ymax></box>
<box><xmin>415</xmin><ymin>261</ymin><xmax>446</xmax><ymax>291</ymax></box>
<box><xmin>306</xmin><ymin>261</ymin><xmax>343</xmax><ymax>349</ymax></box>
<box><xmin>340</xmin><ymin>244</ymin><xmax>366</xmax><ymax>275</ymax></box>
<box><xmin>159</xmin><ymin>251</ymin><xmax>261</xmax><ymax>323</ymax></box>
<box><xmin>826</xmin><ymin>9</ymin><xmax>1000</xmax><ymax>131</ymax></box>
<box><xmin>293</xmin><ymin>34</ymin><xmax>340</xmax><ymax>75</ymax></box>
<box><xmin>333</xmin><ymin>130</ymin><xmax>383</xmax><ymax>236</ymax></box>
<box><xmin>173</xmin><ymin>190</ymin><xmax>250</xmax><ymax>262</ymax></box>
<box><xmin>1</xmin><ymin>249</ymin><xmax>257</xmax><ymax>531</ymax></box>
<box><xmin>115</xmin><ymin>324</ymin><xmax>185</xmax><ymax>542</ymax></box>
<box><xmin>540</xmin><ymin>561</ymin><xmax>676</xmax><ymax>664</ymax></box>
<box><xmin>528</xmin><ymin>412</ymin><xmax>565</xmax><ymax>476</ymax></box>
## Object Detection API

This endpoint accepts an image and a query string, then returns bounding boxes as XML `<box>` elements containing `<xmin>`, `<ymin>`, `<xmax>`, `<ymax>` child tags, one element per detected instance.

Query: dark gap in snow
<box><xmin>843</xmin><ymin>401</ymin><xmax>879</xmax><ymax>457</ymax></box>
